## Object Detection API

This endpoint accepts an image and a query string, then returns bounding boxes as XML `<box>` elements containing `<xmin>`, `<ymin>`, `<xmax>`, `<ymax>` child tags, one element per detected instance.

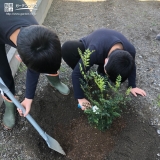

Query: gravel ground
<box><xmin>43</xmin><ymin>0</ymin><xmax>160</xmax><ymax>129</ymax></box>
<box><xmin>0</xmin><ymin>0</ymin><xmax>160</xmax><ymax>159</ymax></box>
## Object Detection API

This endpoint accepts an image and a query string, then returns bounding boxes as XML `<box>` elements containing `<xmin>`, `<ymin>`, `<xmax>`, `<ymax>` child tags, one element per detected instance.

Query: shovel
<box><xmin>0</xmin><ymin>77</ymin><xmax>66</xmax><ymax>155</ymax></box>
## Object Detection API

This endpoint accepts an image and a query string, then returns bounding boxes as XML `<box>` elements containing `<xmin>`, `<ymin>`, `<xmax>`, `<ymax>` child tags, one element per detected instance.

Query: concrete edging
<box><xmin>0</xmin><ymin>0</ymin><xmax>53</xmax><ymax>106</ymax></box>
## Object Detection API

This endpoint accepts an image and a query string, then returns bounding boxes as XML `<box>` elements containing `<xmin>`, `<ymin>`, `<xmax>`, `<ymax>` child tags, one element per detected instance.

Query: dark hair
<box><xmin>17</xmin><ymin>25</ymin><xmax>61</xmax><ymax>73</ymax></box>
<box><xmin>104</xmin><ymin>49</ymin><xmax>134</xmax><ymax>83</ymax></box>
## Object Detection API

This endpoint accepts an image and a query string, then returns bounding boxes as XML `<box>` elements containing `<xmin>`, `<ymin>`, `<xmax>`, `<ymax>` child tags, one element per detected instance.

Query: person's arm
<box><xmin>128</xmin><ymin>53</ymin><xmax>146</xmax><ymax>97</ymax></box>
<box><xmin>25</xmin><ymin>68</ymin><xmax>40</xmax><ymax>99</ymax></box>
<box><xmin>18</xmin><ymin>68</ymin><xmax>40</xmax><ymax>116</ymax></box>
<box><xmin>72</xmin><ymin>58</ymin><xmax>88</xmax><ymax>99</ymax></box>
<box><xmin>72</xmin><ymin>61</ymin><xmax>92</xmax><ymax>110</ymax></box>
<box><xmin>128</xmin><ymin>64</ymin><xmax>136</xmax><ymax>88</ymax></box>
<box><xmin>72</xmin><ymin>47</ymin><xmax>98</xmax><ymax>109</ymax></box>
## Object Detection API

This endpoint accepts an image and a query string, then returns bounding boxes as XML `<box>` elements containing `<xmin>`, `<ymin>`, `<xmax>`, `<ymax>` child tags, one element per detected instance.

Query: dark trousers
<box><xmin>61</xmin><ymin>40</ymin><xmax>85</xmax><ymax>70</ymax></box>
<box><xmin>0</xmin><ymin>44</ymin><xmax>15</xmax><ymax>97</ymax></box>
<box><xmin>61</xmin><ymin>40</ymin><xmax>105</xmax><ymax>75</ymax></box>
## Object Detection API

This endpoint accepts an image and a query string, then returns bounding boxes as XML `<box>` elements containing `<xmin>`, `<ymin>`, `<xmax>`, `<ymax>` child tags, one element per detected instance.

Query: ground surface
<box><xmin>0</xmin><ymin>0</ymin><xmax>160</xmax><ymax>159</ymax></box>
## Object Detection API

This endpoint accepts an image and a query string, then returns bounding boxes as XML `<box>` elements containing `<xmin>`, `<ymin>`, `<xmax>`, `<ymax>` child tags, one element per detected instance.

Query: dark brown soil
<box><xmin>15</xmin><ymin>84</ymin><xmax>159</xmax><ymax>160</ymax></box>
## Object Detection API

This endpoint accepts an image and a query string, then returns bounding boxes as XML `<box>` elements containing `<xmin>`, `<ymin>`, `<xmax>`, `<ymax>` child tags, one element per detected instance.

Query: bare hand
<box><xmin>78</xmin><ymin>98</ymin><xmax>91</xmax><ymax>110</ymax></box>
<box><xmin>17</xmin><ymin>98</ymin><xmax>33</xmax><ymax>117</ymax></box>
<box><xmin>130</xmin><ymin>87</ymin><xmax>146</xmax><ymax>97</ymax></box>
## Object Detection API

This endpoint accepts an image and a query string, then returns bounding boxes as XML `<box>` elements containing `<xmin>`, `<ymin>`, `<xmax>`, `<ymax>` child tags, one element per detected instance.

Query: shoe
<box><xmin>2</xmin><ymin>96</ymin><xmax>16</xmax><ymax>129</ymax></box>
<box><xmin>45</xmin><ymin>73</ymin><xmax>70</xmax><ymax>95</ymax></box>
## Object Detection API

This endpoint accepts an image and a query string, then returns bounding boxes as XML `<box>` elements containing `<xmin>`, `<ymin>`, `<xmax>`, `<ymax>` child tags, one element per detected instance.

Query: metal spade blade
<box><xmin>0</xmin><ymin>77</ymin><xmax>66</xmax><ymax>155</ymax></box>
<box><xmin>45</xmin><ymin>132</ymin><xmax>66</xmax><ymax>155</ymax></box>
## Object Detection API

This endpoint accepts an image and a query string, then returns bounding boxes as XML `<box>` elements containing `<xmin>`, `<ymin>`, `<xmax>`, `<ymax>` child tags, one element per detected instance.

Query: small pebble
<box><xmin>17</xmin><ymin>91</ymin><xmax>22</xmax><ymax>96</ymax></box>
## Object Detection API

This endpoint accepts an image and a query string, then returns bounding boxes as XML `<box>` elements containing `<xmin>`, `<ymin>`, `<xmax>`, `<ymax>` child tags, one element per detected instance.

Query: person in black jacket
<box><xmin>0</xmin><ymin>0</ymin><xmax>70</xmax><ymax>129</ymax></box>
<box><xmin>62</xmin><ymin>28</ymin><xmax>146</xmax><ymax>110</ymax></box>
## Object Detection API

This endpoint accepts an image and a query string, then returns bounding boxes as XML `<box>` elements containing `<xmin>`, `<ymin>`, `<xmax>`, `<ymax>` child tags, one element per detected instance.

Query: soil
<box><xmin>0</xmin><ymin>0</ymin><xmax>160</xmax><ymax>159</ymax></box>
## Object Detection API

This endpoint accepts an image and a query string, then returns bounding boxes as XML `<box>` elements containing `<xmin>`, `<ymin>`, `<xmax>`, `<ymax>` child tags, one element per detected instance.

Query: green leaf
<box><xmin>112</xmin><ymin>112</ymin><xmax>121</xmax><ymax>117</ymax></box>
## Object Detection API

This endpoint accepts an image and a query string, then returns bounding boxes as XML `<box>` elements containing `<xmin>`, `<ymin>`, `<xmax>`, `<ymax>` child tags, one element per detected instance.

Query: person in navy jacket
<box><xmin>62</xmin><ymin>28</ymin><xmax>146</xmax><ymax>110</ymax></box>
<box><xmin>0</xmin><ymin>0</ymin><xmax>69</xmax><ymax>129</ymax></box>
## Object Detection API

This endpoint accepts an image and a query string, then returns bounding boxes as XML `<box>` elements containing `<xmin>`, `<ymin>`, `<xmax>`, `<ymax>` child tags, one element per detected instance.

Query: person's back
<box><xmin>80</xmin><ymin>28</ymin><xmax>136</xmax><ymax>82</ymax></box>
<box><xmin>81</xmin><ymin>28</ymin><xmax>135</xmax><ymax>58</ymax></box>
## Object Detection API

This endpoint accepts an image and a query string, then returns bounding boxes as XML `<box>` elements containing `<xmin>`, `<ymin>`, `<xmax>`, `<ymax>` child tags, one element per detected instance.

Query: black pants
<box><xmin>61</xmin><ymin>40</ymin><xmax>85</xmax><ymax>70</ymax></box>
<box><xmin>62</xmin><ymin>40</ymin><xmax>105</xmax><ymax>74</ymax></box>
<box><xmin>0</xmin><ymin>44</ymin><xmax>15</xmax><ymax>96</ymax></box>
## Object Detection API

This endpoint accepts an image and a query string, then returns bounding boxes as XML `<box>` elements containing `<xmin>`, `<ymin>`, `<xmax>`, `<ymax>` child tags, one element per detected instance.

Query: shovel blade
<box><xmin>45</xmin><ymin>133</ymin><xmax>66</xmax><ymax>155</ymax></box>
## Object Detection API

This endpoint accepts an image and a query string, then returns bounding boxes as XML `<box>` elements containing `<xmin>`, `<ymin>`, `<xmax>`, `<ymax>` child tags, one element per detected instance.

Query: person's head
<box><xmin>104</xmin><ymin>49</ymin><xmax>134</xmax><ymax>83</ymax></box>
<box><xmin>17</xmin><ymin>25</ymin><xmax>61</xmax><ymax>73</ymax></box>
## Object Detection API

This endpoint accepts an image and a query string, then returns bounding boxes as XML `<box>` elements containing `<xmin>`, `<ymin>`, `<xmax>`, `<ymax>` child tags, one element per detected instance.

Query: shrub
<box><xmin>78</xmin><ymin>48</ymin><xmax>131</xmax><ymax>131</ymax></box>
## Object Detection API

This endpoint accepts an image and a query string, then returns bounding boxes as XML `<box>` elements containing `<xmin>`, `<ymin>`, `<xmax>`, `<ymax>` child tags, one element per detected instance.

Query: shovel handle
<box><xmin>0</xmin><ymin>78</ymin><xmax>66</xmax><ymax>155</ymax></box>
<box><xmin>8</xmin><ymin>90</ymin><xmax>47</xmax><ymax>141</ymax></box>
<box><xmin>0</xmin><ymin>78</ymin><xmax>47</xmax><ymax>141</ymax></box>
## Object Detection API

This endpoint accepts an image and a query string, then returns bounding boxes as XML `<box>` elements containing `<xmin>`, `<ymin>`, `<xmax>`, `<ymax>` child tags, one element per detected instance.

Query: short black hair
<box><xmin>104</xmin><ymin>49</ymin><xmax>134</xmax><ymax>83</ymax></box>
<box><xmin>17</xmin><ymin>25</ymin><xmax>61</xmax><ymax>73</ymax></box>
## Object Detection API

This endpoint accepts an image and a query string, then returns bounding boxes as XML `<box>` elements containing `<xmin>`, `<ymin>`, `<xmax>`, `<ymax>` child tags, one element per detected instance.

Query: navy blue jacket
<box><xmin>72</xmin><ymin>28</ymin><xmax>136</xmax><ymax>99</ymax></box>
<box><xmin>0</xmin><ymin>0</ymin><xmax>39</xmax><ymax>99</ymax></box>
